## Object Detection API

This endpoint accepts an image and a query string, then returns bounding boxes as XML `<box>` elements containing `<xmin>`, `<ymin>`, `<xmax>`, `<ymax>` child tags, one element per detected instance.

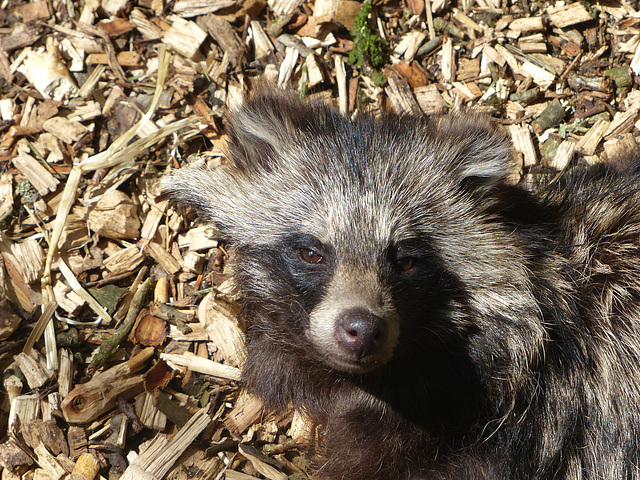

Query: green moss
<box><xmin>558</xmin><ymin>119</ymin><xmax>589</xmax><ymax>139</ymax></box>
<box><xmin>348</xmin><ymin>0</ymin><xmax>387</xmax><ymax>86</ymax></box>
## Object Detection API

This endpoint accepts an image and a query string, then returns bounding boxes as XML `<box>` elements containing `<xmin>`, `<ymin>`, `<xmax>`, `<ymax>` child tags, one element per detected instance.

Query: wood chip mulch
<box><xmin>2</xmin><ymin>0</ymin><xmax>640</xmax><ymax>478</ymax></box>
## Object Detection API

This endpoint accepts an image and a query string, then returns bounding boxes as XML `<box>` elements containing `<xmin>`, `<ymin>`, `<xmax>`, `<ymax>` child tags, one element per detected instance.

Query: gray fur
<box><xmin>162</xmin><ymin>88</ymin><xmax>640</xmax><ymax>479</ymax></box>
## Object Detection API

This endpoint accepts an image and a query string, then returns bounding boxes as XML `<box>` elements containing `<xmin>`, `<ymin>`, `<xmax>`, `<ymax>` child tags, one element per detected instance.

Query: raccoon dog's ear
<box><xmin>225</xmin><ymin>88</ymin><xmax>307</xmax><ymax>172</ymax></box>
<box><xmin>435</xmin><ymin>113</ymin><xmax>514</xmax><ymax>189</ymax></box>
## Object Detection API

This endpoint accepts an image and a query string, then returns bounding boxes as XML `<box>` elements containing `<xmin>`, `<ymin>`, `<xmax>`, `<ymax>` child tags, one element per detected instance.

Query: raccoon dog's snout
<box><xmin>306</xmin><ymin>265</ymin><xmax>401</xmax><ymax>373</ymax></box>
<box><xmin>335</xmin><ymin>309</ymin><xmax>387</xmax><ymax>360</ymax></box>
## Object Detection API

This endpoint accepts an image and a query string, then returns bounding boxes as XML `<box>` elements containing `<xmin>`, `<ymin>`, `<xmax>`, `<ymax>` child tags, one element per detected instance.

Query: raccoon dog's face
<box><xmin>163</xmin><ymin>88</ymin><xmax>534</xmax><ymax>375</ymax></box>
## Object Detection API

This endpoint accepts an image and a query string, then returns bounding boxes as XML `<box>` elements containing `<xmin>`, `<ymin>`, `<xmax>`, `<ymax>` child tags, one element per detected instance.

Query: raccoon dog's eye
<box><xmin>300</xmin><ymin>248</ymin><xmax>324</xmax><ymax>264</ymax></box>
<box><xmin>396</xmin><ymin>257</ymin><xmax>415</xmax><ymax>272</ymax></box>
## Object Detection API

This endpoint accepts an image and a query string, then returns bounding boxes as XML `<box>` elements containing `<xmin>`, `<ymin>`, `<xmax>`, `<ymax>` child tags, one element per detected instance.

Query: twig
<box><xmin>90</xmin><ymin>277</ymin><xmax>153</xmax><ymax>371</ymax></box>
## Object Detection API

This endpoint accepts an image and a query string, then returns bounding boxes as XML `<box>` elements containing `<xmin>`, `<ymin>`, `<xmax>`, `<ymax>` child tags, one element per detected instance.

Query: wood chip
<box><xmin>225</xmin><ymin>392</ymin><xmax>264</xmax><ymax>433</ymax></box>
<box><xmin>163</xmin><ymin>16</ymin><xmax>207</xmax><ymax>59</ymax></box>
<box><xmin>103</xmin><ymin>246</ymin><xmax>146</xmax><ymax>275</ymax></box>
<box><xmin>576</xmin><ymin>119</ymin><xmax>611</xmax><ymax>155</ymax></box>
<box><xmin>72</xmin><ymin>453</ymin><xmax>100</xmax><ymax>479</ymax></box>
<box><xmin>605</xmin><ymin>107</ymin><xmax>640</xmax><ymax>139</ymax></box>
<box><xmin>548</xmin><ymin>2</ymin><xmax>594</xmax><ymax>29</ymax></box>
<box><xmin>509</xmin><ymin>124</ymin><xmax>537</xmax><ymax>167</ymax></box>
<box><xmin>87</xmin><ymin>190</ymin><xmax>141</xmax><ymax>240</ymax></box>
<box><xmin>177</xmin><ymin>226</ymin><xmax>219</xmax><ymax>251</ymax></box>
<box><xmin>173</xmin><ymin>0</ymin><xmax>236</xmax><ymax>17</ymax></box>
<box><xmin>603</xmin><ymin>133</ymin><xmax>640</xmax><ymax>165</ymax></box>
<box><xmin>198</xmin><ymin>289</ymin><xmax>246</xmax><ymax>368</ymax></box>
<box><xmin>12</xmin><ymin>154</ymin><xmax>59</xmax><ymax>195</ymax></box>
<box><xmin>53</xmin><ymin>279</ymin><xmax>85</xmax><ymax>314</ymax></box>
<box><xmin>120</xmin><ymin>409</ymin><xmax>213</xmax><ymax>480</ymax></box>
<box><xmin>549</xmin><ymin>140</ymin><xmax>577</xmax><ymax>170</ymax></box>
<box><xmin>269</xmin><ymin>0</ymin><xmax>304</xmax><ymax>16</ymax></box>
<box><xmin>250</xmin><ymin>20</ymin><xmax>275</xmax><ymax>58</ymax></box>
<box><xmin>0</xmin><ymin>233</ymin><xmax>44</xmax><ymax>285</ymax></box>
<box><xmin>33</xmin><ymin>443</ymin><xmax>66</xmax><ymax>480</ymax></box>
<box><xmin>43</xmin><ymin>117</ymin><xmax>89</xmax><ymax>144</ymax></box>
<box><xmin>61</xmin><ymin>347</ymin><xmax>154</xmax><ymax>424</ymax></box>
<box><xmin>17</xmin><ymin>48</ymin><xmax>78</xmax><ymax>101</ymax></box>
<box><xmin>14</xmin><ymin>352</ymin><xmax>55</xmax><ymax>390</ymax></box>
<box><xmin>394</xmin><ymin>31</ymin><xmax>427</xmax><ymax>62</ymax></box>
<box><xmin>304</xmin><ymin>54</ymin><xmax>325</xmax><ymax>88</ymax></box>
<box><xmin>494</xmin><ymin>44</ymin><xmax>520</xmax><ymax>73</ymax></box>
<box><xmin>145</xmin><ymin>242</ymin><xmax>181</xmax><ymax>275</ymax></box>
<box><xmin>520</xmin><ymin>61</ymin><xmax>555</xmax><ymax>89</ymax></box>
<box><xmin>199</xmin><ymin>14</ymin><xmax>243</xmax><ymax>67</ymax></box>
<box><xmin>415</xmin><ymin>84</ymin><xmax>446</xmax><ymax>114</ymax></box>
<box><xmin>161</xmin><ymin>352</ymin><xmax>242</xmax><ymax>380</ymax></box>
<box><xmin>510</xmin><ymin>16</ymin><xmax>544</xmax><ymax>32</ymax></box>
<box><xmin>130</xmin><ymin>8</ymin><xmax>163</xmax><ymax>40</ymax></box>
<box><xmin>86</xmin><ymin>51</ymin><xmax>142</xmax><ymax>67</ymax></box>
<box><xmin>385</xmin><ymin>70</ymin><xmax>422</xmax><ymax>115</ymax></box>
<box><xmin>136</xmin><ymin>393</ymin><xmax>168</xmax><ymax>431</ymax></box>
<box><xmin>238</xmin><ymin>444</ymin><xmax>288</xmax><ymax>480</ymax></box>
<box><xmin>441</xmin><ymin>37</ymin><xmax>454</xmax><ymax>82</ymax></box>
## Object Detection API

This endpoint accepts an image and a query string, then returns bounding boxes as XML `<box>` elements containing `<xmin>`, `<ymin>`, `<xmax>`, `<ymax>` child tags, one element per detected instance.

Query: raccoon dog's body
<box><xmin>163</xmin><ymin>89</ymin><xmax>640</xmax><ymax>479</ymax></box>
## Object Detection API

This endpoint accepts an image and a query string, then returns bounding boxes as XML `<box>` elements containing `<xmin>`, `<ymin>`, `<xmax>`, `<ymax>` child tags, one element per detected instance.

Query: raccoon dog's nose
<box><xmin>335</xmin><ymin>310</ymin><xmax>387</xmax><ymax>359</ymax></box>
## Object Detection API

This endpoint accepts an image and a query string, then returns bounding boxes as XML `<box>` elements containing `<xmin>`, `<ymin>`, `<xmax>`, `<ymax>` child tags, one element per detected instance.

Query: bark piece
<box><xmin>0</xmin><ymin>23</ymin><xmax>41</xmax><ymax>52</ymax></box>
<box><xmin>0</xmin><ymin>439</ymin><xmax>34</xmax><ymax>470</ymax></box>
<box><xmin>60</xmin><ymin>347</ymin><xmax>154</xmax><ymax>424</ymax></box>
<box><xmin>532</xmin><ymin>100</ymin><xmax>566</xmax><ymax>133</ymax></box>
<box><xmin>67</xmin><ymin>426</ymin><xmax>88</xmax><ymax>460</ymax></box>
<box><xmin>199</xmin><ymin>14</ymin><xmax>243</xmax><ymax>67</ymax></box>
<box><xmin>21</xmin><ymin>420</ymin><xmax>69</xmax><ymax>457</ymax></box>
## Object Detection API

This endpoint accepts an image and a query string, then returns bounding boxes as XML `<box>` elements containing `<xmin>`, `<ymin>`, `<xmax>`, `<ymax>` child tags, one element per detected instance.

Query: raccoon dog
<box><xmin>163</xmin><ymin>88</ymin><xmax>640</xmax><ymax>479</ymax></box>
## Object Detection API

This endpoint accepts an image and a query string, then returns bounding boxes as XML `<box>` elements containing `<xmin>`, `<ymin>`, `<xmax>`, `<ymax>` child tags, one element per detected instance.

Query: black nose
<box><xmin>335</xmin><ymin>310</ymin><xmax>387</xmax><ymax>359</ymax></box>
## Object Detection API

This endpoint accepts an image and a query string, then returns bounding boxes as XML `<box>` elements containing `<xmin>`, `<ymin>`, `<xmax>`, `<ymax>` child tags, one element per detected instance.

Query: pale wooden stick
<box><xmin>58</xmin><ymin>257</ymin><xmax>113</xmax><ymax>323</ymax></box>
<box><xmin>161</xmin><ymin>352</ymin><xmax>242</xmax><ymax>381</ymax></box>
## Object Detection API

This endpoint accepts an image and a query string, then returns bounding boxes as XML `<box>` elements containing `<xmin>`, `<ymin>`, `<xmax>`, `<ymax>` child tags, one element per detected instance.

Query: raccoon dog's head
<box><xmin>163</xmin><ymin>88</ymin><xmax>535</xmax><ymax>375</ymax></box>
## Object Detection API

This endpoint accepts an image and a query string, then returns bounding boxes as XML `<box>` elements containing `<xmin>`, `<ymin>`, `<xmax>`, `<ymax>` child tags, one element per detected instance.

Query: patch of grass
<box><xmin>348</xmin><ymin>0</ymin><xmax>387</xmax><ymax>86</ymax></box>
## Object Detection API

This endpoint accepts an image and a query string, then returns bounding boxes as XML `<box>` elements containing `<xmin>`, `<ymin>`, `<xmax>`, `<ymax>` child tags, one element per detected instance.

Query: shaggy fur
<box><xmin>162</xmin><ymin>88</ymin><xmax>640</xmax><ymax>480</ymax></box>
